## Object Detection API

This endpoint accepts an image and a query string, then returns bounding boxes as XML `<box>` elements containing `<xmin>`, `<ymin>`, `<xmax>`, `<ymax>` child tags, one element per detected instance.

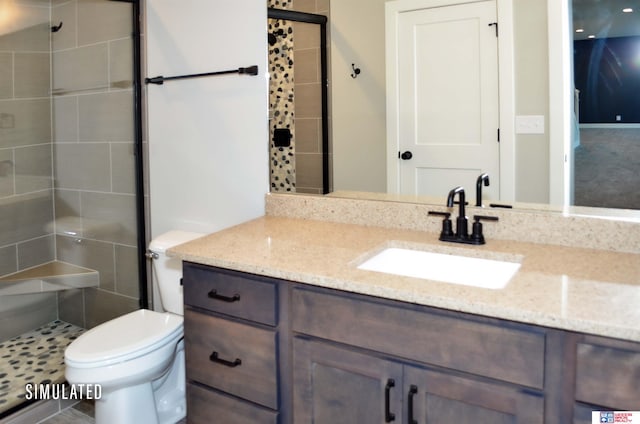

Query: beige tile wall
<box><xmin>0</xmin><ymin>3</ymin><xmax>55</xmax><ymax>276</ymax></box>
<box><xmin>0</xmin><ymin>0</ymin><xmax>139</xmax><ymax>330</ymax></box>
<box><xmin>51</xmin><ymin>0</ymin><xmax>139</xmax><ymax>328</ymax></box>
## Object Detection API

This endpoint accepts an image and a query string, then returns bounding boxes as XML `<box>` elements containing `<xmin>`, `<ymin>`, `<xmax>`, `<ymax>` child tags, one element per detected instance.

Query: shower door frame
<box><xmin>131</xmin><ymin>0</ymin><xmax>148</xmax><ymax>309</ymax></box>
<box><xmin>113</xmin><ymin>0</ymin><xmax>148</xmax><ymax>308</ymax></box>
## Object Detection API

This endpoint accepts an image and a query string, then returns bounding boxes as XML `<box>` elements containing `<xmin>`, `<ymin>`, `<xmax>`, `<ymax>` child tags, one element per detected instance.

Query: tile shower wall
<box><xmin>52</xmin><ymin>0</ymin><xmax>138</xmax><ymax>329</ymax></box>
<box><xmin>0</xmin><ymin>2</ymin><xmax>55</xmax><ymax>277</ymax></box>
<box><xmin>292</xmin><ymin>0</ymin><xmax>328</xmax><ymax>194</ymax></box>
<box><xmin>268</xmin><ymin>0</ymin><xmax>329</xmax><ymax>194</ymax></box>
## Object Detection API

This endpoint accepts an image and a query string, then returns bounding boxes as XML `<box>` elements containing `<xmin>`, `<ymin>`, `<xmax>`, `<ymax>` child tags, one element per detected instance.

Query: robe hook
<box><xmin>351</xmin><ymin>63</ymin><xmax>361</xmax><ymax>79</ymax></box>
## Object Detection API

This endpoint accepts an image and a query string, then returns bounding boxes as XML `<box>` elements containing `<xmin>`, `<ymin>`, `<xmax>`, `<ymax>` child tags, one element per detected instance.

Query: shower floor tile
<box><xmin>0</xmin><ymin>320</ymin><xmax>84</xmax><ymax>414</ymax></box>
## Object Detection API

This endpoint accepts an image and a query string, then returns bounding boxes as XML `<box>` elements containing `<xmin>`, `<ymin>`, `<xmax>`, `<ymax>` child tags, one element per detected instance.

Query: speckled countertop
<box><xmin>169</xmin><ymin>215</ymin><xmax>640</xmax><ymax>343</ymax></box>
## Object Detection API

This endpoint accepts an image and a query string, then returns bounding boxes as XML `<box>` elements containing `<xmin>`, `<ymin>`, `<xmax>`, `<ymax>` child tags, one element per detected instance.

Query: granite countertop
<box><xmin>169</xmin><ymin>215</ymin><xmax>640</xmax><ymax>342</ymax></box>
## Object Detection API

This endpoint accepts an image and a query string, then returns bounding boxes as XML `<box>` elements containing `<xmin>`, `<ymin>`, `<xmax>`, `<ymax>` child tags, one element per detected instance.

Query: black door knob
<box><xmin>400</xmin><ymin>151</ymin><xmax>413</xmax><ymax>160</ymax></box>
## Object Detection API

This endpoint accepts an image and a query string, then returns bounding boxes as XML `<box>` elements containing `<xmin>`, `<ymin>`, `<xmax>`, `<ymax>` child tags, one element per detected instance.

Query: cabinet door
<box><xmin>293</xmin><ymin>337</ymin><xmax>403</xmax><ymax>424</ymax></box>
<box><xmin>405</xmin><ymin>365</ymin><xmax>544</xmax><ymax>424</ymax></box>
<box><xmin>573</xmin><ymin>403</ymin><xmax>600</xmax><ymax>424</ymax></box>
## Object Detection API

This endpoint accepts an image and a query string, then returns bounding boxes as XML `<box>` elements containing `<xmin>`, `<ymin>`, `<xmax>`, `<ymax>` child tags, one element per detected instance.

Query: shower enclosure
<box><xmin>0</xmin><ymin>0</ymin><xmax>144</xmax><ymax>416</ymax></box>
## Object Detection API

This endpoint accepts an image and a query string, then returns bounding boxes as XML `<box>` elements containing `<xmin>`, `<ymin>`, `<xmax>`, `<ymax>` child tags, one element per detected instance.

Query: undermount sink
<box><xmin>357</xmin><ymin>247</ymin><xmax>521</xmax><ymax>289</ymax></box>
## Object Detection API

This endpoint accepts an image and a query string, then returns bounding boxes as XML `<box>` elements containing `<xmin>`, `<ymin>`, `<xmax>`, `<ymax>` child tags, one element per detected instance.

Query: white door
<box><xmin>390</xmin><ymin>0</ymin><xmax>500</xmax><ymax>201</ymax></box>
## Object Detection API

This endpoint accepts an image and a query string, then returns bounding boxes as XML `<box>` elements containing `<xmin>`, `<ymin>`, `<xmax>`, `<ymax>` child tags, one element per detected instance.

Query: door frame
<box><xmin>547</xmin><ymin>0</ymin><xmax>572</xmax><ymax>208</ymax></box>
<box><xmin>385</xmin><ymin>0</ymin><xmax>516</xmax><ymax>201</ymax></box>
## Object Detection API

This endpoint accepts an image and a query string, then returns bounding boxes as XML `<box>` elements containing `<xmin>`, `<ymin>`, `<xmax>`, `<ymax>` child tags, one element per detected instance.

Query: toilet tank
<box><xmin>148</xmin><ymin>231</ymin><xmax>204</xmax><ymax>315</ymax></box>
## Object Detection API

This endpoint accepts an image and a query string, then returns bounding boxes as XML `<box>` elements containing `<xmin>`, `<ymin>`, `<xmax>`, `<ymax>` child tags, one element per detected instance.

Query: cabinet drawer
<box><xmin>184</xmin><ymin>309</ymin><xmax>278</xmax><ymax>409</ymax></box>
<box><xmin>187</xmin><ymin>383</ymin><xmax>278</xmax><ymax>424</ymax></box>
<box><xmin>575</xmin><ymin>342</ymin><xmax>640</xmax><ymax>410</ymax></box>
<box><xmin>292</xmin><ymin>288</ymin><xmax>545</xmax><ymax>388</ymax></box>
<box><xmin>183</xmin><ymin>262</ymin><xmax>278</xmax><ymax>326</ymax></box>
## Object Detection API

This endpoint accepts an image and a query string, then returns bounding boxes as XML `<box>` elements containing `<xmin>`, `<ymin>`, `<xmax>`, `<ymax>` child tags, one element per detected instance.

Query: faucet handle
<box><xmin>428</xmin><ymin>211</ymin><xmax>454</xmax><ymax>239</ymax></box>
<box><xmin>428</xmin><ymin>211</ymin><xmax>450</xmax><ymax>218</ymax></box>
<box><xmin>470</xmin><ymin>215</ymin><xmax>499</xmax><ymax>244</ymax></box>
<box><xmin>473</xmin><ymin>215</ymin><xmax>499</xmax><ymax>221</ymax></box>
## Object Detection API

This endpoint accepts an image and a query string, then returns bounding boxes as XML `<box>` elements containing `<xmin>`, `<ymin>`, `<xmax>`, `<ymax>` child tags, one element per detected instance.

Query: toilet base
<box><xmin>96</xmin><ymin>382</ymin><xmax>158</xmax><ymax>424</ymax></box>
<box><xmin>89</xmin><ymin>341</ymin><xmax>186</xmax><ymax>424</ymax></box>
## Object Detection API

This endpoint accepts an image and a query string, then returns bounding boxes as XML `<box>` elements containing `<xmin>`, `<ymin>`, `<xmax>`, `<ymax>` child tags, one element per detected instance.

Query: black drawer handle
<box><xmin>385</xmin><ymin>378</ymin><xmax>396</xmax><ymax>422</ymax></box>
<box><xmin>207</xmin><ymin>289</ymin><xmax>240</xmax><ymax>303</ymax></box>
<box><xmin>209</xmin><ymin>351</ymin><xmax>242</xmax><ymax>367</ymax></box>
<box><xmin>408</xmin><ymin>385</ymin><xmax>418</xmax><ymax>424</ymax></box>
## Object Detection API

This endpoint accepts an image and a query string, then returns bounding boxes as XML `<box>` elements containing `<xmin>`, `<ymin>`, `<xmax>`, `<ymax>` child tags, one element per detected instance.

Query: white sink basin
<box><xmin>357</xmin><ymin>247</ymin><xmax>521</xmax><ymax>289</ymax></box>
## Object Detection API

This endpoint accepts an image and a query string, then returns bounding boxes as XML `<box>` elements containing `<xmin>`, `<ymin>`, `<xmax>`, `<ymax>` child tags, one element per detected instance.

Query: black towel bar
<box><xmin>145</xmin><ymin>65</ymin><xmax>258</xmax><ymax>85</ymax></box>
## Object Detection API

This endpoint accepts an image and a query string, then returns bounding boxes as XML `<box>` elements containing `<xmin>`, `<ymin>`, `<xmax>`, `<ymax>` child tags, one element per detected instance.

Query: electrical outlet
<box><xmin>616</xmin><ymin>115</ymin><xmax>622</xmax><ymax>121</ymax></box>
<box><xmin>515</xmin><ymin>115</ymin><xmax>545</xmax><ymax>134</ymax></box>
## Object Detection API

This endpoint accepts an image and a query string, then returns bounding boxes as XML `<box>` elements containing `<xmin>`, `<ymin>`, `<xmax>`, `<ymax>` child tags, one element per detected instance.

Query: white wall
<box><xmin>513</xmin><ymin>0</ymin><xmax>550</xmax><ymax>204</ymax></box>
<box><xmin>145</xmin><ymin>0</ymin><xmax>269</xmax><ymax>237</ymax></box>
<box><xmin>330</xmin><ymin>0</ymin><xmax>388</xmax><ymax>193</ymax></box>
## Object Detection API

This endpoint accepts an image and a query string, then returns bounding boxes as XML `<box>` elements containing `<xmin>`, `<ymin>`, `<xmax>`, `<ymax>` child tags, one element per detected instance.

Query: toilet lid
<box><xmin>65</xmin><ymin>309</ymin><xmax>183</xmax><ymax>368</ymax></box>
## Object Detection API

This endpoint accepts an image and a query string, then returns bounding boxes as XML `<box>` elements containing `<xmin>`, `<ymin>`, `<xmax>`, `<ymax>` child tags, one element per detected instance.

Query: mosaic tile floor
<box><xmin>0</xmin><ymin>320</ymin><xmax>84</xmax><ymax>414</ymax></box>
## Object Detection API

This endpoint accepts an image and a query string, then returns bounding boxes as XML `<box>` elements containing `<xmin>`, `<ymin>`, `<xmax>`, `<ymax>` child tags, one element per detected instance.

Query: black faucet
<box><xmin>476</xmin><ymin>173</ymin><xmax>490</xmax><ymax>207</ymax></box>
<box><xmin>428</xmin><ymin>185</ymin><xmax>499</xmax><ymax>245</ymax></box>
<box><xmin>447</xmin><ymin>186</ymin><xmax>468</xmax><ymax>239</ymax></box>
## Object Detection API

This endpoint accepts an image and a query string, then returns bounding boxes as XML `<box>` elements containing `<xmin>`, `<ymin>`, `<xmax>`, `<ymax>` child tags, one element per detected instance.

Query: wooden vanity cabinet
<box><xmin>293</xmin><ymin>336</ymin><xmax>544</xmax><ymax>424</ymax></box>
<box><xmin>182</xmin><ymin>263</ymin><xmax>285</xmax><ymax>424</ymax></box>
<box><xmin>292</xmin><ymin>287</ymin><xmax>546</xmax><ymax>423</ymax></box>
<box><xmin>182</xmin><ymin>262</ymin><xmax>640</xmax><ymax>423</ymax></box>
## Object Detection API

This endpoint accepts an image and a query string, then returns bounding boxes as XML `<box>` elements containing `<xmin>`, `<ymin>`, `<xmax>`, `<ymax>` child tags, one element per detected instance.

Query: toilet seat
<box><xmin>65</xmin><ymin>309</ymin><xmax>183</xmax><ymax>369</ymax></box>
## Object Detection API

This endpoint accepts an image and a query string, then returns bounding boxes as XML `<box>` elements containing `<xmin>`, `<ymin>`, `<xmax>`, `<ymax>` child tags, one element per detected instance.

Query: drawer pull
<box><xmin>385</xmin><ymin>378</ymin><xmax>396</xmax><ymax>422</ymax></box>
<box><xmin>209</xmin><ymin>351</ymin><xmax>242</xmax><ymax>368</ymax></box>
<box><xmin>208</xmin><ymin>289</ymin><xmax>241</xmax><ymax>303</ymax></box>
<box><xmin>408</xmin><ymin>385</ymin><xmax>418</xmax><ymax>424</ymax></box>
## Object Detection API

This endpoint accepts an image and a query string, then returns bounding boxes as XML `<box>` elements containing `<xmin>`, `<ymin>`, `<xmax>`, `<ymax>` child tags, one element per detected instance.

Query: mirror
<box><xmin>267</xmin><ymin>0</ymin><xmax>640</xmax><ymax>215</ymax></box>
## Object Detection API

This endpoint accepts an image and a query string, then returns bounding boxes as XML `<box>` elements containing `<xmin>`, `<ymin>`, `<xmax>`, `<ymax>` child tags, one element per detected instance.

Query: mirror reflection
<box><xmin>267</xmin><ymin>0</ymin><xmax>640</xmax><ymax>211</ymax></box>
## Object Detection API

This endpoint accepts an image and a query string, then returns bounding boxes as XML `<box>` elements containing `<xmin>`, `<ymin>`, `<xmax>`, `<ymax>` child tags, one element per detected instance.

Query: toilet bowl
<box><xmin>64</xmin><ymin>231</ymin><xmax>203</xmax><ymax>424</ymax></box>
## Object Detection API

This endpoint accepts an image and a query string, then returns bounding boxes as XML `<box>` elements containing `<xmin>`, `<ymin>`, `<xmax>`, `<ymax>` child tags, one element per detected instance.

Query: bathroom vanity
<box><xmin>172</xmin><ymin>195</ymin><xmax>640</xmax><ymax>424</ymax></box>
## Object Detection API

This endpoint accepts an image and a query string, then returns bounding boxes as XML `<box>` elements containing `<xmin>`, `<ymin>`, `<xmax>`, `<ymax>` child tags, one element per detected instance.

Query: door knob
<box><xmin>400</xmin><ymin>151</ymin><xmax>413</xmax><ymax>160</ymax></box>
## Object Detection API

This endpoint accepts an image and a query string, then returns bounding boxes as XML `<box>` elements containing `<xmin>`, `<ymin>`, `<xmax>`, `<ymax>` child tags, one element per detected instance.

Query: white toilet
<box><xmin>64</xmin><ymin>230</ymin><xmax>203</xmax><ymax>424</ymax></box>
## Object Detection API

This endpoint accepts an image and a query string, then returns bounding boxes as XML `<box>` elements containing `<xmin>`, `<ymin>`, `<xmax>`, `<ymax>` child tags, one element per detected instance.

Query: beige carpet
<box><xmin>574</xmin><ymin>128</ymin><xmax>640</xmax><ymax>210</ymax></box>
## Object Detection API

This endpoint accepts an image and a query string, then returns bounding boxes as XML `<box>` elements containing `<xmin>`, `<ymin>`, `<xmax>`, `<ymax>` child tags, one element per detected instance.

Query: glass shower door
<box><xmin>0</xmin><ymin>0</ymin><xmax>143</xmax><ymax>417</ymax></box>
